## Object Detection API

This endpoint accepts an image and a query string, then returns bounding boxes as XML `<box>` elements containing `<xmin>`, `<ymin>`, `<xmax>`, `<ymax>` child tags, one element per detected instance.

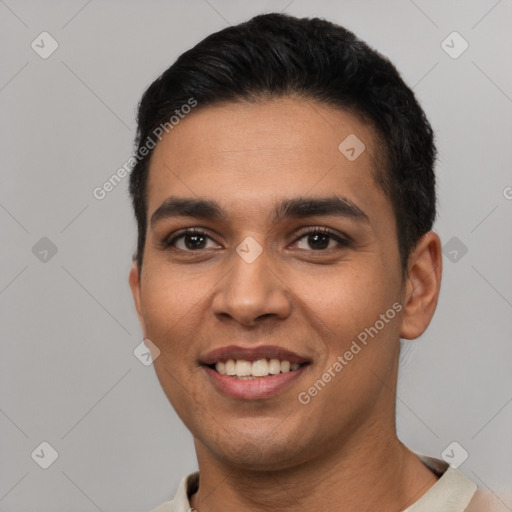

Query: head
<box><xmin>128</xmin><ymin>13</ymin><xmax>442</xmax><ymax>470</ymax></box>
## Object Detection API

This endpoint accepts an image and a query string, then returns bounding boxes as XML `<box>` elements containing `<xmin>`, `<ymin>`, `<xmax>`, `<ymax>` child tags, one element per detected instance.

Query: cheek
<box><xmin>140</xmin><ymin>266</ymin><xmax>206</xmax><ymax>355</ymax></box>
<box><xmin>299</xmin><ymin>265</ymin><xmax>401</xmax><ymax>411</ymax></box>
<box><xmin>306</xmin><ymin>267</ymin><xmax>402</xmax><ymax>382</ymax></box>
<box><xmin>300</xmin><ymin>263</ymin><xmax>389</xmax><ymax>337</ymax></box>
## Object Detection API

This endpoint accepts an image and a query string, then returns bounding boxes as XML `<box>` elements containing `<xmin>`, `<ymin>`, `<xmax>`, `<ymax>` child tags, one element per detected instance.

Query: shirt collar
<box><xmin>166</xmin><ymin>454</ymin><xmax>477</xmax><ymax>512</ymax></box>
<box><xmin>401</xmin><ymin>454</ymin><xmax>477</xmax><ymax>511</ymax></box>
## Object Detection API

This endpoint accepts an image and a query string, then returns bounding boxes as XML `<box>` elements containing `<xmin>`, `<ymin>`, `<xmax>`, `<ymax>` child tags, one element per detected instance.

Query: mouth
<box><xmin>205</xmin><ymin>359</ymin><xmax>309</xmax><ymax>379</ymax></box>
<box><xmin>200</xmin><ymin>345</ymin><xmax>311</xmax><ymax>399</ymax></box>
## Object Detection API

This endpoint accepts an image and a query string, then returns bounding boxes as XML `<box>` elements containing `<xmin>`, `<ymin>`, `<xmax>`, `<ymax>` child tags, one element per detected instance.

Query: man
<box><xmin>128</xmin><ymin>13</ymin><xmax>501</xmax><ymax>512</ymax></box>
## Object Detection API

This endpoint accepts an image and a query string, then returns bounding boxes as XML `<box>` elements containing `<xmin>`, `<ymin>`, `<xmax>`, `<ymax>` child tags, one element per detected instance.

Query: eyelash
<box><xmin>161</xmin><ymin>226</ymin><xmax>351</xmax><ymax>252</ymax></box>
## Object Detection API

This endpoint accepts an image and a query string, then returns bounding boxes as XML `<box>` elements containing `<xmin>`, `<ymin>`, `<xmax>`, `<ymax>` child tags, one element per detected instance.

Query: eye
<box><xmin>163</xmin><ymin>228</ymin><xmax>220</xmax><ymax>251</ymax></box>
<box><xmin>161</xmin><ymin>227</ymin><xmax>351</xmax><ymax>253</ymax></box>
<box><xmin>293</xmin><ymin>227</ymin><xmax>350</xmax><ymax>251</ymax></box>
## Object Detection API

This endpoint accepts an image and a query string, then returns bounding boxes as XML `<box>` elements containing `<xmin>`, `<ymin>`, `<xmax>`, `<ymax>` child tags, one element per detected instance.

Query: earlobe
<box><xmin>129</xmin><ymin>261</ymin><xmax>146</xmax><ymax>336</ymax></box>
<box><xmin>399</xmin><ymin>231</ymin><xmax>443</xmax><ymax>340</ymax></box>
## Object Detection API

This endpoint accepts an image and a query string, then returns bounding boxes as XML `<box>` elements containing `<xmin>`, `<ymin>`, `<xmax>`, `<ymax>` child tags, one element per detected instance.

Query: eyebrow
<box><xmin>150</xmin><ymin>195</ymin><xmax>370</xmax><ymax>227</ymax></box>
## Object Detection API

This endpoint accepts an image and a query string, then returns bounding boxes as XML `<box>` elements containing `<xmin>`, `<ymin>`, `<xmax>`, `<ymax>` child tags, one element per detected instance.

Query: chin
<box><xmin>215</xmin><ymin>442</ymin><xmax>303</xmax><ymax>472</ymax></box>
<box><xmin>195</xmin><ymin>420</ymin><xmax>313</xmax><ymax>471</ymax></box>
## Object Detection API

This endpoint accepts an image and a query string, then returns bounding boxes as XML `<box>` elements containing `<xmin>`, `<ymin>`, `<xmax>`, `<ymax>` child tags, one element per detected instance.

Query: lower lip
<box><xmin>202</xmin><ymin>365</ymin><xmax>308</xmax><ymax>400</ymax></box>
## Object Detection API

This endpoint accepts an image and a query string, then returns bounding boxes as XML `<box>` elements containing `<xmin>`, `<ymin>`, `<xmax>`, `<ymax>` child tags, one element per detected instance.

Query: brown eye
<box><xmin>294</xmin><ymin>228</ymin><xmax>350</xmax><ymax>251</ymax></box>
<box><xmin>296</xmin><ymin>233</ymin><xmax>335</xmax><ymax>250</ymax></box>
<box><xmin>163</xmin><ymin>229</ymin><xmax>220</xmax><ymax>251</ymax></box>
<box><xmin>182</xmin><ymin>233</ymin><xmax>208</xmax><ymax>250</ymax></box>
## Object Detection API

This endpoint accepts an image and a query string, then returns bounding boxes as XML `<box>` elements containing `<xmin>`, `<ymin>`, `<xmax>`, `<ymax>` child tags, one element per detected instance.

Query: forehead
<box><xmin>146</xmin><ymin>97</ymin><xmax>390</xmax><ymax>227</ymax></box>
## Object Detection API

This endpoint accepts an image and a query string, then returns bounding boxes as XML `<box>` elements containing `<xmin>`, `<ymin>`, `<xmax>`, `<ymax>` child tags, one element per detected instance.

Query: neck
<box><xmin>189</xmin><ymin>420</ymin><xmax>438</xmax><ymax>512</ymax></box>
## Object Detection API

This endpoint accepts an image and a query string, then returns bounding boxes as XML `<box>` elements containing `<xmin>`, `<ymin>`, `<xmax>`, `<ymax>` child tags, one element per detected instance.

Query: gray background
<box><xmin>1</xmin><ymin>0</ymin><xmax>511</xmax><ymax>511</ymax></box>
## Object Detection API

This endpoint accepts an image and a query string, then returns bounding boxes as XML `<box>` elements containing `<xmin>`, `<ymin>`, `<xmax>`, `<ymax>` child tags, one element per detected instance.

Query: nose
<box><xmin>211</xmin><ymin>244</ymin><xmax>292</xmax><ymax>327</ymax></box>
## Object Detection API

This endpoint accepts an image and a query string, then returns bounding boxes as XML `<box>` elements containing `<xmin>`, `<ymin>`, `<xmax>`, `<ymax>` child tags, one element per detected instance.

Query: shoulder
<box><xmin>464</xmin><ymin>488</ymin><xmax>511</xmax><ymax>512</ymax></box>
<box><xmin>146</xmin><ymin>472</ymin><xmax>199</xmax><ymax>512</ymax></box>
<box><xmin>148</xmin><ymin>502</ymin><xmax>174</xmax><ymax>512</ymax></box>
<box><xmin>414</xmin><ymin>453</ymin><xmax>509</xmax><ymax>512</ymax></box>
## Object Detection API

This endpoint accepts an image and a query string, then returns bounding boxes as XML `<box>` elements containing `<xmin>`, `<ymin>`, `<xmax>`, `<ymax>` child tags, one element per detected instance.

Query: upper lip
<box><xmin>200</xmin><ymin>345</ymin><xmax>310</xmax><ymax>365</ymax></box>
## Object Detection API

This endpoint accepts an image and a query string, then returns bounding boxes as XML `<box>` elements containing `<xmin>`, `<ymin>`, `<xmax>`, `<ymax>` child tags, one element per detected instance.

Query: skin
<box><xmin>129</xmin><ymin>97</ymin><xmax>443</xmax><ymax>512</ymax></box>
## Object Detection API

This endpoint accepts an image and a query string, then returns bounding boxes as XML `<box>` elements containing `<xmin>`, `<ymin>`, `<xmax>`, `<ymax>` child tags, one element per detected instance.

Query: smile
<box><xmin>211</xmin><ymin>358</ymin><xmax>305</xmax><ymax>378</ymax></box>
<box><xmin>199</xmin><ymin>345</ymin><xmax>311</xmax><ymax>400</ymax></box>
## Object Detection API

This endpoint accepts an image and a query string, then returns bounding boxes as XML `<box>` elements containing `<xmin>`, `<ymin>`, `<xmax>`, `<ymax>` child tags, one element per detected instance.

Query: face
<box><xmin>130</xmin><ymin>97</ymin><xmax>429</xmax><ymax>471</ymax></box>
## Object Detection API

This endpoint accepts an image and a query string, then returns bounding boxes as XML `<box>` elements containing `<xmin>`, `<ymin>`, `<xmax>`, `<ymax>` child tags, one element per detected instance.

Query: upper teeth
<box><xmin>215</xmin><ymin>359</ymin><xmax>301</xmax><ymax>378</ymax></box>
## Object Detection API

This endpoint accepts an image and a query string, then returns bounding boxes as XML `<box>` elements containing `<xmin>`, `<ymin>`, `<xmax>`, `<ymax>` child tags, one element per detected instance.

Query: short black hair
<box><xmin>129</xmin><ymin>12</ymin><xmax>437</xmax><ymax>276</ymax></box>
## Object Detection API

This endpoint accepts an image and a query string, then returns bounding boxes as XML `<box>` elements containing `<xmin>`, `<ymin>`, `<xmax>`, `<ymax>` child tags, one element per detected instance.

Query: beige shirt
<box><xmin>149</xmin><ymin>454</ymin><xmax>505</xmax><ymax>512</ymax></box>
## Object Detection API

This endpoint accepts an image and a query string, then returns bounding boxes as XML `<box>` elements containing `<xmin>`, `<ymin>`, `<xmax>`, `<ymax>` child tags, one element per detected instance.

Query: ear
<box><xmin>400</xmin><ymin>231</ymin><xmax>443</xmax><ymax>340</ymax></box>
<box><xmin>129</xmin><ymin>260</ymin><xmax>147</xmax><ymax>337</ymax></box>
